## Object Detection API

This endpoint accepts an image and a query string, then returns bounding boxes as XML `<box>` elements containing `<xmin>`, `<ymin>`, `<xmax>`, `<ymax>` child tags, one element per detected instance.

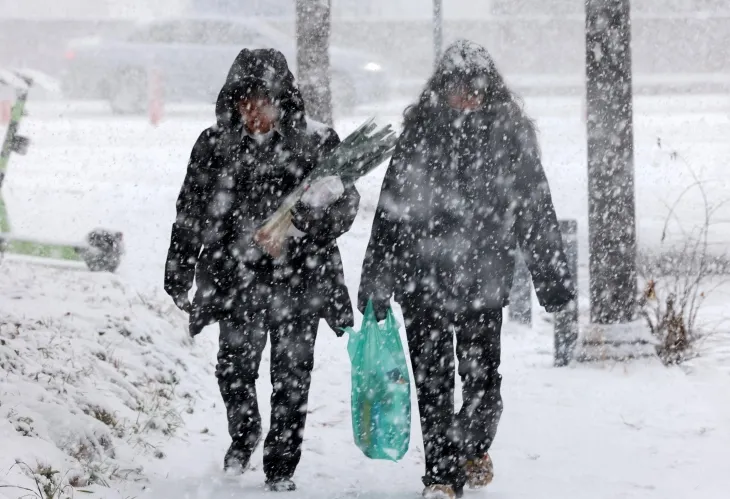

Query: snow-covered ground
<box><xmin>1</xmin><ymin>96</ymin><xmax>730</xmax><ymax>498</ymax></box>
<box><xmin>0</xmin><ymin>261</ymin><xmax>217</xmax><ymax>497</ymax></box>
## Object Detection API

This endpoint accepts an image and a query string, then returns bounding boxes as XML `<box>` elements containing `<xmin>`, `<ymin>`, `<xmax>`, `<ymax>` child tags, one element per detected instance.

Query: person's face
<box><xmin>446</xmin><ymin>87</ymin><xmax>485</xmax><ymax>111</ymax></box>
<box><xmin>238</xmin><ymin>97</ymin><xmax>279</xmax><ymax>134</ymax></box>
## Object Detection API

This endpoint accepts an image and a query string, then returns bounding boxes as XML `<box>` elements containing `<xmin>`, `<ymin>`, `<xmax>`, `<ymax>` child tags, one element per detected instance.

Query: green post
<box><xmin>0</xmin><ymin>196</ymin><xmax>9</xmax><ymax>233</ymax></box>
<box><xmin>0</xmin><ymin>81</ymin><xmax>30</xmax><ymax>189</ymax></box>
<box><xmin>1</xmin><ymin>81</ymin><xmax>31</xmax><ymax>236</ymax></box>
<box><xmin>0</xmin><ymin>73</ymin><xmax>123</xmax><ymax>271</ymax></box>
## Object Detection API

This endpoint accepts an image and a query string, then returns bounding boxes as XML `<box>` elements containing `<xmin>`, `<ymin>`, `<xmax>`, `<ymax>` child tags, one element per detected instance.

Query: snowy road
<box><xmin>1</xmin><ymin>96</ymin><xmax>730</xmax><ymax>498</ymax></box>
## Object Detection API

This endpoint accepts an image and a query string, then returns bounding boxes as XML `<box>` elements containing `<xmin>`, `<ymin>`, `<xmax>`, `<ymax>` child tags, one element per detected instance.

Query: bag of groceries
<box><xmin>344</xmin><ymin>300</ymin><xmax>411</xmax><ymax>461</ymax></box>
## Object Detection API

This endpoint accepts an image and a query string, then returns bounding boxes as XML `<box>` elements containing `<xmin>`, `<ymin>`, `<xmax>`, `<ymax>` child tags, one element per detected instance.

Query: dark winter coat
<box><xmin>164</xmin><ymin>48</ymin><xmax>359</xmax><ymax>336</ymax></box>
<box><xmin>358</xmin><ymin>40</ymin><xmax>574</xmax><ymax>316</ymax></box>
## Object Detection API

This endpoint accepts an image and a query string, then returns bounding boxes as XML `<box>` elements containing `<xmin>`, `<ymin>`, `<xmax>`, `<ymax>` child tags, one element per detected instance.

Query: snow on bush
<box><xmin>0</xmin><ymin>260</ymin><xmax>213</xmax><ymax>497</ymax></box>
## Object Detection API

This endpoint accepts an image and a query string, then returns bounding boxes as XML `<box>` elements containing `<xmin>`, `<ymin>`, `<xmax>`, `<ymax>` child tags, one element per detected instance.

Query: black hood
<box><xmin>215</xmin><ymin>48</ymin><xmax>306</xmax><ymax>136</ymax></box>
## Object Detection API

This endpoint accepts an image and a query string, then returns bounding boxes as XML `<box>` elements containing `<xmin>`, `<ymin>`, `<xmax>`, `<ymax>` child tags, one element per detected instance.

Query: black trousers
<box><xmin>216</xmin><ymin>309</ymin><xmax>319</xmax><ymax>481</ymax></box>
<box><xmin>401</xmin><ymin>298</ymin><xmax>503</xmax><ymax>491</ymax></box>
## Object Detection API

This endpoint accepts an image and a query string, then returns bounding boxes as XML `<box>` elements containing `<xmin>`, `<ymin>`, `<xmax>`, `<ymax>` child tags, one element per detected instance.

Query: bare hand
<box><xmin>253</xmin><ymin>228</ymin><xmax>283</xmax><ymax>258</ymax></box>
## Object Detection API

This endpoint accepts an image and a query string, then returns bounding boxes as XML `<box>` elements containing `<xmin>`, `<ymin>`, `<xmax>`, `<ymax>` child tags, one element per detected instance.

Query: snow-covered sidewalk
<box><xmin>150</xmin><ymin>280</ymin><xmax>730</xmax><ymax>499</ymax></box>
<box><xmin>134</xmin><ymin>323</ymin><xmax>730</xmax><ymax>499</ymax></box>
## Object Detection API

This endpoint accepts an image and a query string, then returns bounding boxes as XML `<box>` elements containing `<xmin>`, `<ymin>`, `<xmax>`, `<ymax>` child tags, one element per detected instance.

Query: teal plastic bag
<box><xmin>344</xmin><ymin>300</ymin><xmax>411</xmax><ymax>461</ymax></box>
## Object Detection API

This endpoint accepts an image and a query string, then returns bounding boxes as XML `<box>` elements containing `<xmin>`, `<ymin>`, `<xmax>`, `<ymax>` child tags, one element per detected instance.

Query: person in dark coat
<box><xmin>358</xmin><ymin>40</ymin><xmax>575</xmax><ymax>499</ymax></box>
<box><xmin>164</xmin><ymin>48</ymin><xmax>359</xmax><ymax>491</ymax></box>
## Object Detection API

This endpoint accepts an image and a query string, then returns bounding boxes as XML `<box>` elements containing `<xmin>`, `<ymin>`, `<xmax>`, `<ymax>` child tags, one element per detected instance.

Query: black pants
<box><xmin>401</xmin><ymin>298</ymin><xmax>503</xmax><ymax>491</ymax></box>
<box><xmin>216</xmin><ymin>310</ymin><xmax>319</xmax><ymax>481</ymax></box>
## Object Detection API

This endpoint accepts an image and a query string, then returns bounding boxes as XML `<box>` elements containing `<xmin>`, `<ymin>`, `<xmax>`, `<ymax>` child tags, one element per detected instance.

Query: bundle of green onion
<box><xmin>254</xmin><ymin>119</ymin><xmax>397</xmax><ymax>257</ymax></box>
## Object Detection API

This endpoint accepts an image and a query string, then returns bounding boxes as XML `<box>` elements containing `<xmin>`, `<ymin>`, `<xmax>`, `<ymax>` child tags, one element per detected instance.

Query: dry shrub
<box><xmin>638</xmin><ymin>148</ymin><xmax>730</xmax><ymax>365</ymax></box>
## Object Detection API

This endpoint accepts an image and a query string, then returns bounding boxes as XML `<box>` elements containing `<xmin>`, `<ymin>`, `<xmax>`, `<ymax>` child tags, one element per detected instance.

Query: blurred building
<box><xmin>1</xmin><ymin>0</ymin><xmax>729</xmax><ymax>97</ymax></box>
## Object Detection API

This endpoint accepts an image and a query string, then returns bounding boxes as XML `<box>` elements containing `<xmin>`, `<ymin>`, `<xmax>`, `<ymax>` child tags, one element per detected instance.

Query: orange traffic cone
<box><xmin>0</xmin><ymin>100</ymin><xmax>11</xmax><ymax>125</ymax></box>
<box><xmin>148</xmin><ymin>69</ymin><xmax>163</xmax><ymax>126</ymax></box>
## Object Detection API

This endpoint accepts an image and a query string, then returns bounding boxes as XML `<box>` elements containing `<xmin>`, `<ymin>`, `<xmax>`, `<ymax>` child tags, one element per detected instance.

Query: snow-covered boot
<box><xmin>223</xmin><ymin>444</ymin><xmax>250</xmax><ymax>474</ymax></box>
<box><xmin>265</xmin><ymin>478</ymin><xmax>297</xmax><ymax>492</ymax></box>
<box><xmin>465</xmin><ymin>453</ymin><xmax>494</xmax><ymax>489</ymax></box>
<box><xmin>223</xmin><ymin>434</ymin><xmax>261</xmax><ymax>474</ymax></box>
<box><xmin>422</xmin><ymin>484</ymin><xmax>457</xmax><ymax>499</ymax></box>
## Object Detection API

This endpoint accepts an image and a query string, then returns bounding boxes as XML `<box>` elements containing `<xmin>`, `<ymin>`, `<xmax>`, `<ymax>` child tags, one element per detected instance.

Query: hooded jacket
<box><xmin>358</xmin><ymin>40</ymin><xmax>574</xmax><ymax>316</ymax></box>
<box><xmin>165</xmin><ymin>48</ymin><xmax>359</xmax><ymax>336</ymax></box>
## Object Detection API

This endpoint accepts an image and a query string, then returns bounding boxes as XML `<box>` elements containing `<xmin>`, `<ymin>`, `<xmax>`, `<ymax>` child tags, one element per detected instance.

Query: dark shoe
<box><xmin>223</xmin><ymin>435</ymin><xmax>261</xmax><ymax>474</ymax></box>
<box><xmin>265</xmin><ymin>479</ymin><xmax>297</xmax><ymax>492</ymax></box>
<box><xmin>465</xmin><ymin>453</ymin><xmax>494</xmax><ymax>489</ymax></box>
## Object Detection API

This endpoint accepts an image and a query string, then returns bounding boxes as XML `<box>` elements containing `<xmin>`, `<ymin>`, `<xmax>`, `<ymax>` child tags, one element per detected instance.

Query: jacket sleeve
<box><xmin>356</xmin><ymin>139</ymin><xmax>408</xmax><ymax>317</ymax></box>
<box><xmin>511</xmin><ymin>122</ymin><xmax>575</xmax><ymax>311</ymax></box>
<box><xmin>164</xmin><ymin>128</ymin><xmax>218</xmax><ymax>297</ymax></box>
<box><xmin>291</xmin><ymin>127</ymin><xmax>360</xmax><ymax>242</ymax></box>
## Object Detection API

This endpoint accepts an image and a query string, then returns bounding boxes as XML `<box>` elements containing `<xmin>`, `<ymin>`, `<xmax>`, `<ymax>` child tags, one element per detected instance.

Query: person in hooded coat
<box><xmin>164</xmin><ymin>48</ymin><xmax>359</xmax><ymax>491</ymax></box>
<box><xmin>358</xmin><ymin>40</ymin><xmax>575</xmax><ymax>499</ymax></box>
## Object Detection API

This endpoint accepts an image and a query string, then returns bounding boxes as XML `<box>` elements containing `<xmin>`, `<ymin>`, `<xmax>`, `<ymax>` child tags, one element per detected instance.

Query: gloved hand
<box><xmin>543</xmin><ymin>292</ymin><xmax>575</xmax><ymax>313</ymax></box>
<box><xmin>300</xmin><ymin>175</ymin><xmax>345</xmax><ymax>209</ymax></box>
<box><xmin>536</xmin><ymin>280</ymin><xmax>576</xmax><ymax>314</ymax></box>
<box><xmin>358</xmin><ymin>297</ymin><xmax>390</xmax><ymax>322</ymax></box>
<box><xmin>171</xmin><ymin>292</ymin><xmax>192</xmax><ymax>314</ymax></box>
<box><xmin>545</xmin><ymin>301</ymin><xmax>573</xmax><ymax>313</ymax></box>
<box><xmin>372</xmin><ymin>299</ymin><xmax>390</xmax><ymax>322</ymax></box>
